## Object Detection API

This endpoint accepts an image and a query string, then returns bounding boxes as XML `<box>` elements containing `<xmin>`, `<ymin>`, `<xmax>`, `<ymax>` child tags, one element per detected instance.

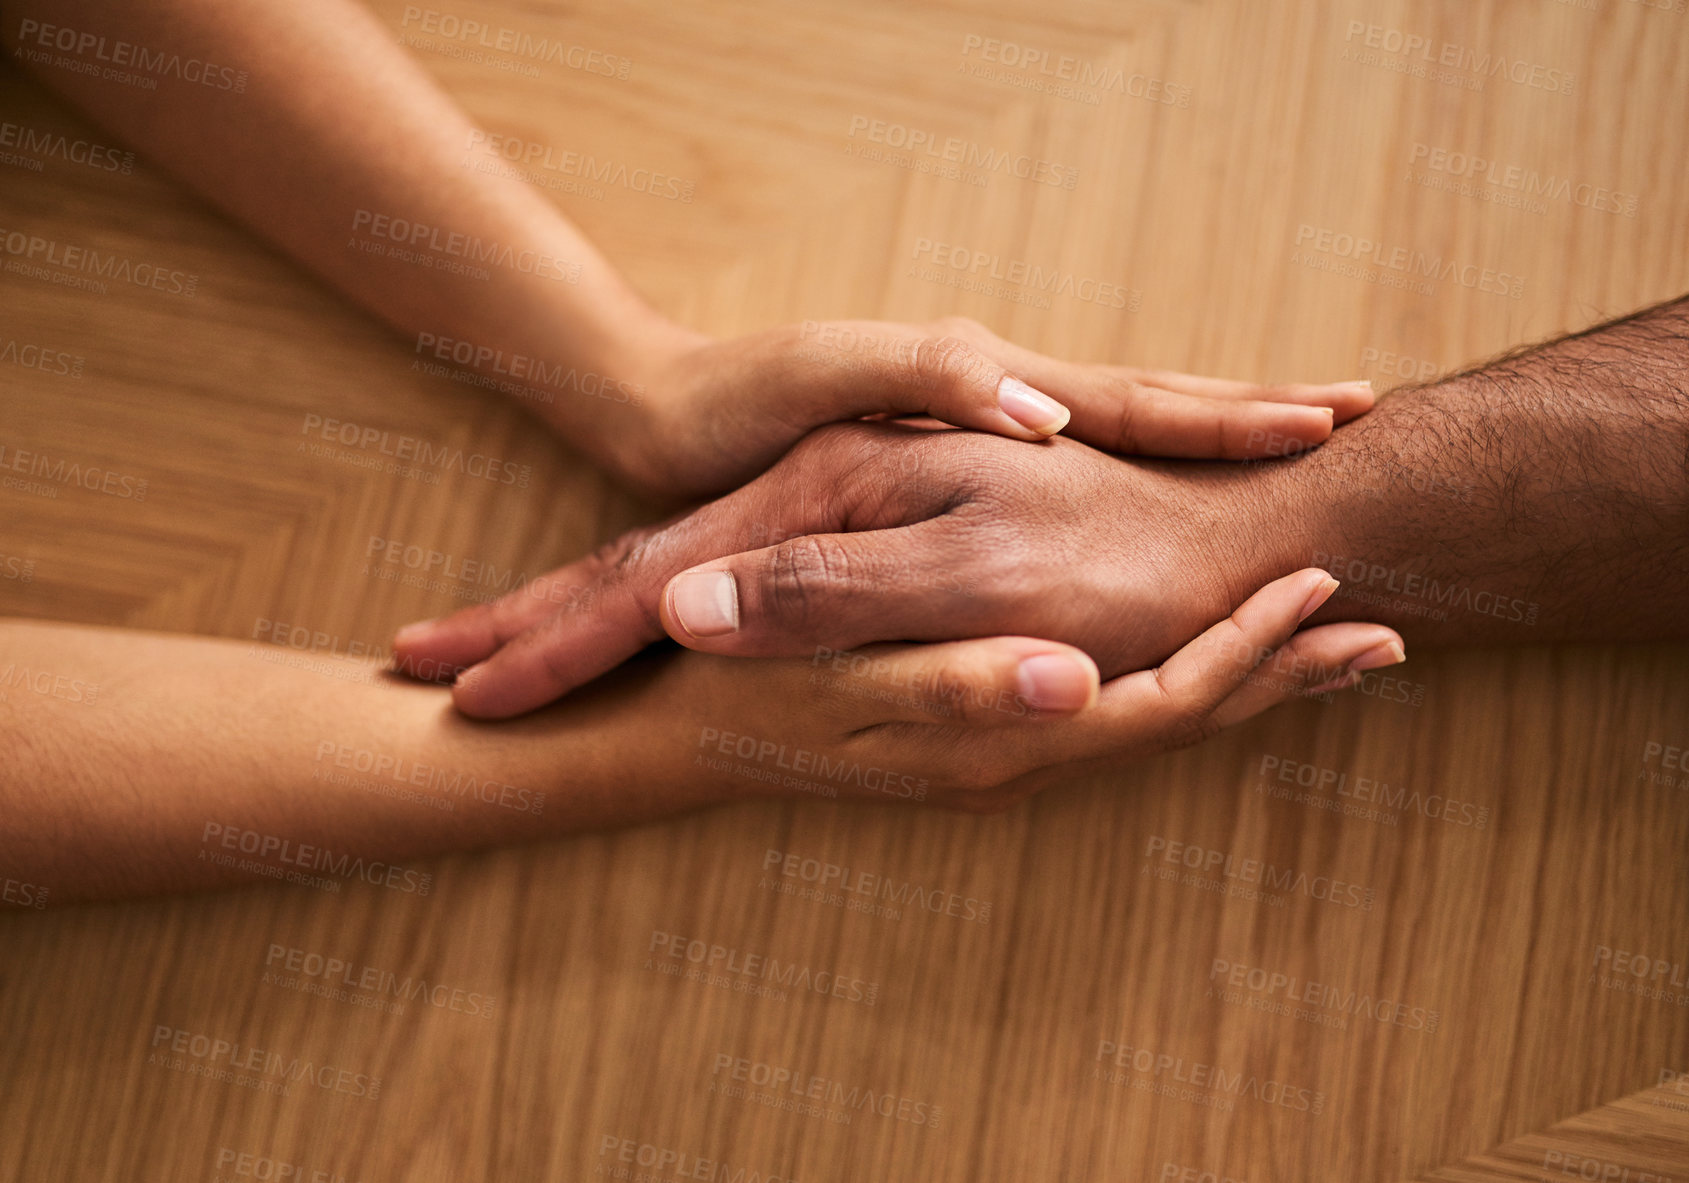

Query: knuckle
<box><xmin>953</xmin><ymin>742</ymin><xmax>1023</xmax><ymax>793</ymax></box>
<box><xmin>785</xmin><ymin>420</ymin><xmax>875</xmax><ymax>470</ymax></box>
<box><xmin>482</xmin><ymin>595</ymin><xmax>528</xmax><ymax>633</ymax></box>
<box><xmin>586</xmin><ymin>529</ymin><xmax>652</xmax><ymax>579</ymax></box>
<box><xmin>926</xmin><ymin>657</ymin><xmax>994</xmax><ymax>724</ymax></box>
<box><xmin>1151</xmin><ymin>668</ymin><xmax>1224</xmax><ymax>751</ymax></box>
<box><xmin>1109</xmin><ymin>380</ymin><xmax>1148</xmax><ymax>448</ymax></box>
<box><xmin>1167</xmin><ymin>706</ymin><xmax>1224</xmax><ymax>750</ymax></box>
<box><xmin>581</xmin><ymin>533</ymin><xmax>661</xmax><ymax>631</ymax></box>
<box><xmin>910</xmin><ymin>334</ymin><xmax>990</xmax><ymax>396</ymax></box>
<box><xmin>764</xmin><ymin>535</ymin><xmax>852</xmax><ymax>623</ymax></box>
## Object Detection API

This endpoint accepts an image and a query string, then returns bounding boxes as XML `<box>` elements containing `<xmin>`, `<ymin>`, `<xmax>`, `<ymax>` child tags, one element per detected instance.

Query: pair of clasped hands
<box><xmin>390</xmin><ymin>317</ymin><xmax>1405</xmax><ymax>812</ymax></box>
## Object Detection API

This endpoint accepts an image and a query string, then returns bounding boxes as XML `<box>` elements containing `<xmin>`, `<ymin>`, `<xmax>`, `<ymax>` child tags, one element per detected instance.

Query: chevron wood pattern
<box><xmin>1</xmin><ymin>0</ymin><xmax>1686</xmax><ymax>1179</ymax></box>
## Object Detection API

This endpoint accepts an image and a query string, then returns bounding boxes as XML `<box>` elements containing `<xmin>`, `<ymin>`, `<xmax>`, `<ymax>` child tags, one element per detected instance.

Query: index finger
<box><xmin>438</xmin><ymin>449</ymin><xmax>931</xmax><ymax>717</ymax></box>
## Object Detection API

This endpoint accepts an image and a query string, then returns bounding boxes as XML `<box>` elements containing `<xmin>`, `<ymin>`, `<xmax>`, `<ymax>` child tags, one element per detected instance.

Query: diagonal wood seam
<box><xmin>1411</xmin><ymin>1082</ymin><xmax>1689</xmax><ymax>1181</ymax></box>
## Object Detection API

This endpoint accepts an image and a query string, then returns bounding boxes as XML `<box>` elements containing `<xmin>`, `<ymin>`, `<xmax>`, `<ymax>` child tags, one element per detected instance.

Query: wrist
<box><xmin>588</xmin><ymin>314</ymin><xmax>714</xmax><ymax>495</ymax></box>
<box><xmin>501</xmin><ymin>300</ymin><xmax>708</xmax><ymax>492</ymax></box>
<box><xmin>1259</xmin><ymin>374</ymin><xmax>1550</xmax><ymax>641</ymax></box>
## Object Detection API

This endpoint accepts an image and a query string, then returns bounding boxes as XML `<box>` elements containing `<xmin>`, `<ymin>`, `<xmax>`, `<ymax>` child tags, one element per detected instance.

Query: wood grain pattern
<box><xmin>2</xmin><ymin>0</ymin><xmax>1686</xmax><ymax>1179</ymax></box>
<box><xmin>1418</xmin><ymin>1081</ymin><xmax>1689</xmax><ymax>1181</ymax></box>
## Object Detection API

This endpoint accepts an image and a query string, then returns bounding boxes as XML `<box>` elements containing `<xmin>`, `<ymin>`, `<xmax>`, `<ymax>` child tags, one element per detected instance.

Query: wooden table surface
<box><xmin>2</xmin><ymin>0</ymin><xmax>1686</xmax><ymax>1179</ymax></box>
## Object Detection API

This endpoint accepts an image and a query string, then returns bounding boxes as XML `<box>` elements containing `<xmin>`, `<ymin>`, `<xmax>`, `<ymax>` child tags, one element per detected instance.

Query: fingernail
<box><xmin>1298</xmin><ymin>576</ymin><xmax>1340</xmax><ymax>623</ymax></box>
<box><xmin>393</xmin><ymin>619</ymin><xmax>437</xmax><ymax>647</ymax></box>
<box><xmin>1337</xmin><ymin>379</ymin><xmax>1373</xmax><ymax>391</ymax></box>
<box><xmin>1016</xmin><ymin>652</ymin><xmax>1097</xmax><ymax>713</ymax></box>
<box><xmin>670</xmin><ymin>571</ymin><xmax>739</xmax><ymax>637</ymax></box>
<box><xmin>1349</xmin><ymin>640</ymin><xmax>1406</xmax><ymax>671</ymax></box>
<box><xmin>997</xmin><ymin>375</ymin><xmax>1070</xmax><ymax>436</ymax></box>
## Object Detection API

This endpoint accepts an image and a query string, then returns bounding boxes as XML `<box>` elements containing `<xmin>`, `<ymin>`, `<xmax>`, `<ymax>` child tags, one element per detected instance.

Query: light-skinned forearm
<box><xmin>2</xmin><ymin>0</ymin><xmax>690</xmax><ymax>470</ymax></box>
<box><xmin>0</xmin><ymin>620</ymin><xmax>731</xmax><ymax>905</ymax></box>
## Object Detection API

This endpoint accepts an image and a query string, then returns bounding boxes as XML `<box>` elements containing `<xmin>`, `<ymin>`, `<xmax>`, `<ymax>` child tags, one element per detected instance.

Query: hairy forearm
<box><xmin>0</xmin><ymin>621</ymin><xmax>726</xmax><ymax>905</ymax></box>
<box><xmin>1265</xmin><ymin>295</ymin><xmax>1689</xmax><ymax>642</ymax></box>
<box><xmin>2</xmin><ymin>0</ymin><xmax>684</xmax><ymax>454</ymax></box>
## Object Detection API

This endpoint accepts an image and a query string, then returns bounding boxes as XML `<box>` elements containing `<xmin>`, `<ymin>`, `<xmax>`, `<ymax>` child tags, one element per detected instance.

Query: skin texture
<box><xmin>0</xmin><ymin>574</ymin><xmax>1402</xmax><ymax>903</ymax></box>
<box><xmin>1281</xmin><ymin>295</ymin><xmax>1689</xmax><ymax>644</ymax></box>
<box><xmin>397</xmin><ymin>296</ymin><xmax>1689</xmax><ymax>719</ymax></box>
<box><xmin>2</xmin><ymin>0</ymin><xmax>1373</xmax><ymax>501</ymax></box>
<box><xmin>401</xmin><ymin>423</ymin><xmax>1274</xmax><ymax>717</ymax></box>
<box><xmin>0</xmin><ymin>0</ymin><xmax>1400</xmax><ymax>903</ymax></box>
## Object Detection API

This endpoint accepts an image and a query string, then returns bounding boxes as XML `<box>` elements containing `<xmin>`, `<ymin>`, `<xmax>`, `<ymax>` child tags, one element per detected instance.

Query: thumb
<box><xmin>774</xmin><ymin>321</ymin><xmax>1071</xmax><ymax>440</ymax></box>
